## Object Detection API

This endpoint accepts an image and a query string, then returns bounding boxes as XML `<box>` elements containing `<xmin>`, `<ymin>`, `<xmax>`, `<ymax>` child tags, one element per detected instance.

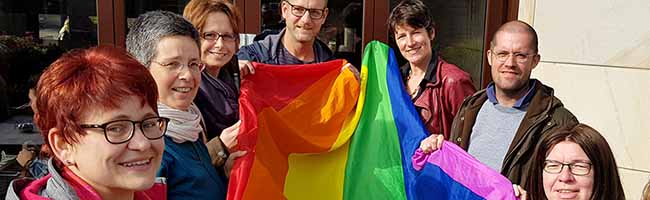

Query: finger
<box><xmin>343</xmin><ymin>63</ymin><xmax>352</xmax><ymax>70</ymax></box>
<box><xmin>420</xmin><ymin>137</ymin><xmax>436</xmax><ymax>152</ymax></box>
<box><xmin>513</xmin><ymin>184</ymin><xmax>520</xmax><ymax>196</ymax></box>
<box><xmin>240</xmin><ymin>66</ymin><xmax>250</xmax><ymax>76</ymax></box>
<box><xmin>423</xmin><ymin>142</ymin><xmax>435</xmax><ymax>153</ymax></box>
<box><xmin>435</xmin><ymin>134</ymin><xmax>444</xmax><ymax>149</ymax></box>
<box><xmin>247</xmin><ymin>63</ymin><xmax>255</xmax><ymax>74</ymax></box>
<box><xmin>420</xmin><ymin>143</ymin><xmax>431</xmax><ymax>152</ymax></box>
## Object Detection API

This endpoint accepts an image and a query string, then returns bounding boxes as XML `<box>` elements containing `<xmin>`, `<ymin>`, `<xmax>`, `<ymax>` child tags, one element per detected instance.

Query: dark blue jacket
<box><xmin>237</xmin><ymin>29</ymin><xmax>334</xmax><ymax>65</ymax></box>
<box><xmin>194</xmin><ymin>70</ymin><xmax>239</xmax><ymax>141</ymax></box>
<box><xmin>158</xmin><ymin>136</ymin><xmax>227</xmax><ymax>200</ymax></box>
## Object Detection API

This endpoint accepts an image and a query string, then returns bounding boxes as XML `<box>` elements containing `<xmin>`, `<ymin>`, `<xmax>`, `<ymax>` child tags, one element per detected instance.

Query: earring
<box><xmin>64</xmin><ymin>160</ymin><xmax>75</xmax><ymax>166</ymax></box>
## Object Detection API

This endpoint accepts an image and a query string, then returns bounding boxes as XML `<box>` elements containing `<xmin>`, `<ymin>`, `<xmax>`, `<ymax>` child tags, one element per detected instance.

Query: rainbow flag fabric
<box><xmin>228</xmin><ymin>41</ymin><xmax>518</xmax><ymax>200</ymax></box>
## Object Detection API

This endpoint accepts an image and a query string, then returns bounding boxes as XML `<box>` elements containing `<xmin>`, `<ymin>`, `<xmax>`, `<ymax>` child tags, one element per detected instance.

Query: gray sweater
<box><xmin>467</xmin><ymin>101</ymin><xmax>527</xmax><ymax>171</ymax></box>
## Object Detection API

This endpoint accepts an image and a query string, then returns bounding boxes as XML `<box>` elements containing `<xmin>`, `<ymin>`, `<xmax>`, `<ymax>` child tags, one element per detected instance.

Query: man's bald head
<box><xmin>490</xmin><ymin>20</ymin><xmax>539</xmax><ymax>53</ymax></box>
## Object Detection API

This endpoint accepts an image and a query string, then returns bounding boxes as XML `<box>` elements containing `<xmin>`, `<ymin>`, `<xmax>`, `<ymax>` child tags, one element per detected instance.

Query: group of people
<box><xmin>3</xmin><ymin>0</ymin><xmax>639</xmax><ymax>199</ymax></box>
<box><xmin>399</xmin><ymin>1</ymin><xmax>627</xmax><ymax>199</ymax></box>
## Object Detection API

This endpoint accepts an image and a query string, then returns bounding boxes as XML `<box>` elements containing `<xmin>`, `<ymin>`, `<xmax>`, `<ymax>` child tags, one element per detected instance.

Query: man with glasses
<box><xmin>420</xmin><ymin>20</ymin><xmax>578</xmax><ymax>187</ymax></box>
<box><xmin>237</xmin><ymin>0</ymin><xmax>333</xmax><ymax>68</ymax></box>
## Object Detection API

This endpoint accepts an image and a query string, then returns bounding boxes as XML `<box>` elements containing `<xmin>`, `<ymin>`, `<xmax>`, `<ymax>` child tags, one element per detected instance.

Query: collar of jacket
<box><xmin>463</xmin><ymin>81</ymin><xmax>562</xmax><ymax>115</ymax></box>
<box><xmin>7</xmin><ymin>158</ymin><xmax>167</xmax><ymax>200</ymax></box>
<box><xmin>261</xmin><ymin>28</ymin><xmax>334</xmax><ymax>63</ymax></box>
<box><xmin>6</xmin><ymin>158</ymin><xmax>79</xmax><ymax>200</ymax></box>
<box><xmin>400</xmin><ymin>49</ymin><xmax>440</xmax><ymax>87</ymax></box>
<box><xmin>455</xmin><ymin>81</ymin><xmax>564</xmax><ymax>149</ymax></box>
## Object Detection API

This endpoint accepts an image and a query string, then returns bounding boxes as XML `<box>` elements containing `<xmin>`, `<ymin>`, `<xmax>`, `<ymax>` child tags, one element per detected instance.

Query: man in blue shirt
<box><xmin>420</xmin><ymin>20</ymin><xmax>578</xmax><ymax>188</ymax></box>
<box><xmin>237</xmin><ymin>0</ymin><xmax>334</xmax><ymax>70</ymax></box>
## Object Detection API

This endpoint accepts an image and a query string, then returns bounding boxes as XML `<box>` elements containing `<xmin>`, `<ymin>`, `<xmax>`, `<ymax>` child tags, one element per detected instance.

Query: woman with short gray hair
<box><xmin>126</xmin><ymin>10</ymin><xmax>232</xmax><ymax>200</ymax></box>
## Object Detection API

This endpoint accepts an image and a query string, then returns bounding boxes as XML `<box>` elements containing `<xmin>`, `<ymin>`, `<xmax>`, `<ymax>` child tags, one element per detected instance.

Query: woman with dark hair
<box><xmin>388</xmin><ymin>0</ymin><xmax>476</xmax><ymax>152</ymax></box>
<box><xmin>526</xmin><ymin>123</ymin><xmax>625</xmax><ymax>200</ymax></box>
<box><xmin>5</xmin><ymin>46</ymin><xmax>167</xmax><ymax>200</ymax></box>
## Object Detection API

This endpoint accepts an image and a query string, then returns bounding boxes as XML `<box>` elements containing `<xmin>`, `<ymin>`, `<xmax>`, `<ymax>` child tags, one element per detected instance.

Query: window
<box><xmin>124</xmin><ymin>0</ymin><xmax>190</xmax><ymax>30</ymax></box>
<box><xmin>388</xmin><ymin>0</ymin><xmax>486</xmax><ymax>88</ymax></box>
<box><xmin>0</xmin><ymin>0</ymin><xmax>98</xmax><ymax>120</ymax></box>
<box><xmin>259</xmin><ymin>0</ymin><xmax>364</xmax><ymax>67</ymax></box>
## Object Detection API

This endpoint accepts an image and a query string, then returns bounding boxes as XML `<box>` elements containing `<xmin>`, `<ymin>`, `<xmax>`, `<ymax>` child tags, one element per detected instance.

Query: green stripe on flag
<box><xmin>343</xmin><ymin>41</ymin><xmax>407</xmax><ymax>200</ymax></box>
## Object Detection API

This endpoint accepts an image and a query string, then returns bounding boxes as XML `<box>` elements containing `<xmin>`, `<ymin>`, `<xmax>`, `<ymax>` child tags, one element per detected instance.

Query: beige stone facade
<box><xmin>518</xmin><ymin>0</ymin><xmax>650</xmax><ymax>199</ymax></box>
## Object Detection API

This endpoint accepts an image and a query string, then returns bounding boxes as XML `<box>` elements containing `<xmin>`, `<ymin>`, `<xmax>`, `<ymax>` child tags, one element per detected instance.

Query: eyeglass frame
<box><xmin>282</xmin><ymin>0</ymin><xmax>327</xmax><ymax>20</ymax></box>
<box><xmin>543</xmin><ymin>160</ymin><xmax>593</xmax><ymax>176</ymax></box>
<box><xmin>80</xmin><ymin>116</ymin><xmax>170</xmax><ymax>144</ymax></box>
<box><xmin>489</xmin><ymin>49</ymin><xmax>538</xmax><ymax>64</ymax></box>
<box><xmin>151</xmin><ymin>60</ymin><xmax>206</xmax><ymax>73</ymax></box>
<box><xmin>201</xmin><ymin>32</ymin><xmax>238</xmax><ymax>42</ymax></box>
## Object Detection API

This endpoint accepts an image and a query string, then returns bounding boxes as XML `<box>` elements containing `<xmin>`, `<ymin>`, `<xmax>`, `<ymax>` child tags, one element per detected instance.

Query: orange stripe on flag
<box><xmin>238</xmin><ymin>65</ymin><xmax>359</xmax><ymax>199</ymax></box>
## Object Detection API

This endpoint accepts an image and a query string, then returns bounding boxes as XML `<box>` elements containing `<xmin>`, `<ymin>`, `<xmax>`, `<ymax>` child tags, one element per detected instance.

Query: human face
<box><xmin>68</xmin><ymin>95</ymin><xmax>164</xmax><ymax>195</ymax></box>
<box><xmin>200</xmin><ymin>11</ymin><xmax>237</xmax><ymax>73</ymax></box>
<box><xmin>281</xmin><ymin>0</ymin><xmax>328</xmax><ymax>44</ymax></box>
<box><xmin>487</xmin><ymin>31</ymin><xmax>540</xmax><ymax>95</ymax></box>
<box><xmin>543</xmin><ymin>141</ymin><xmax>594</xmax><ymax>200</ymax></box>
<box><xmin>149</xmin><ymin>36</ymin><xmax>201</xmax><ymax>110</ymax></box>
<box><xmin>28</xmin><ymin>88</ymin><xmax>37</xmax><ymax>113</ymax></box>
<box><xmin>394</xmin><ymin>24</ymin><xmax>434</xmax><ymax>67</ymax></box>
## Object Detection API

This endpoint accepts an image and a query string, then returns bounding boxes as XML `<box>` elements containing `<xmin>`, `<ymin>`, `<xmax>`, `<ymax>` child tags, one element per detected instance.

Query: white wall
<box><xmin>518</xmin><ymin>0</ymin><xmax>650</xmax><ymax>199</ymax></box>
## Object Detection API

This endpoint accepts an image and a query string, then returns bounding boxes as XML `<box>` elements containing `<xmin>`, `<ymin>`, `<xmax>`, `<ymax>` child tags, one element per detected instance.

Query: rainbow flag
<box><xmin>229</xmin><ymin>41</ymin><xmax>517</xmax><ymax>200</ymax></box>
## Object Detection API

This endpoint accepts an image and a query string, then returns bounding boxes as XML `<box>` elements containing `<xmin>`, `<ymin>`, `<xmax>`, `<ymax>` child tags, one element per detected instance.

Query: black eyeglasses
<box><xmin>543</xmin><ymin>160</ymin><xmax>592</xmax><ymax>176</ymax></box>
<box><xmin>80</xmin><ymin>117</ymin><xmax>170</xmax><ymax>144</ymax></box>
<box><xmin>283</xmin><ymin>0</ymin><xmax>326</xmax><ymax>20</ymax></box>
<box><xmin>201</xmin><ymin>32</ymin><xmax>237</xmax><ymax>42</ymax></box>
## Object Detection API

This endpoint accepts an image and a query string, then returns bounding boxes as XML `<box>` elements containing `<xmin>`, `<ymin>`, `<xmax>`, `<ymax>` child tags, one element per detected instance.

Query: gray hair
<box><xmin>126</xmin><ymin>10</ymin><xmax>200</xmax><ymax>67</ymax></box>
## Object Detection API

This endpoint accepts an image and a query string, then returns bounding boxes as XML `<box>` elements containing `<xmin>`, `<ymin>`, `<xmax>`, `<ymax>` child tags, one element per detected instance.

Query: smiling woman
<box><xmin>183</xmin><ymin>0</ymin><xmax>242</xmax><ymax>146</ymax></box>
<box><xmin>126</xmin><ymin>10</ymin><xmax>240</xmax><ymax>200</ymax></box>
<box><xmin>526</xmin><ymin>123</ymin><xmax>625</xmax><ymax>200</ymax></box>
<box><xmin>4</xmin><ymin>46</ymin><xmax>167</xmax><ymax>200</ymax></box>
<box><xmin>388</xmin><ymin>0</ymin><xmax>475</xmax><ymax>140</ymax></box>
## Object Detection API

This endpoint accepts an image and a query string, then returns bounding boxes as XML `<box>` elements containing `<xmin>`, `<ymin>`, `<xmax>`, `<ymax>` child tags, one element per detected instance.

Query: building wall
<box><xmin>518</xmin><ymin>0</ymin><xmax>650</xmax><ymax>199</ymax></box>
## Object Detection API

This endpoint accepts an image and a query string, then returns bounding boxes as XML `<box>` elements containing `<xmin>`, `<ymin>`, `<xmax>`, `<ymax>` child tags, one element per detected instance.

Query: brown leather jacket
<box><xmin>449</xmin><ymin>81</ymin><xmax>578</xmax><ymax>186</ymax></box>
<box><xmin>404</xmin><ymin>56</ymin><xmax>476</xmax><ymax>138</ymax></box>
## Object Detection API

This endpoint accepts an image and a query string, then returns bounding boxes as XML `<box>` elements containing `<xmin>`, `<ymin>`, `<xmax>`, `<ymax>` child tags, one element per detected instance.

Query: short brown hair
<box><xmin>526</xmin><ymin>123</ymin><xmax>625</xmax><ymax>200</ymax></box>
<box><xmin>183</xmin><ymin>0</ymin><xmax>242</xmax><ymax>41</ymax></box>
<box><xmin>35</xmin><ymin>46</ymin><xmax>158</xmax><ymax>153</ymax></box>
<box><xmin>388</xmin><ymin>0</ymin><xmax>435</xmax><ymax>35</ymax></box>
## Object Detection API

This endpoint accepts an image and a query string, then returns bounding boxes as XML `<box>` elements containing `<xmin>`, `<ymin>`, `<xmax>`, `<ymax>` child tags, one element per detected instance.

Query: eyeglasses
<box><xmin>283</xmin><ymin>0</ymin><xmax>326</xmax><ymax>20</ymax></box>
<box><xmin>201</xmin><ymin>32</ymin><xmax>237</xmax><ymax>42</ymax></box>
<box><xmin>80</xmin><ymin>117</ymin><xmax>170</xmax><ymax>144</ymax></box>
<box><xmin>543</xmin><ymin>160</ymin><xmax>592</xmax><ymax>176</ymax></box>
<box><xmin>151</xmin><ymin>60</ymin><xmax>205</xmax><ymax>73</ymax></box>
<box><xmin>491</xmin><ymin>50</ymin><xmax>537</xmax><ymax>63</ymax></box>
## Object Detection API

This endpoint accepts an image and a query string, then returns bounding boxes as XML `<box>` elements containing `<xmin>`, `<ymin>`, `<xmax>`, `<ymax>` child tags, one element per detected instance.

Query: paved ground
<box><xmin>0</xmin><ymin>115</ymin><xmax>43</xmax><ymax>154</ymax></box>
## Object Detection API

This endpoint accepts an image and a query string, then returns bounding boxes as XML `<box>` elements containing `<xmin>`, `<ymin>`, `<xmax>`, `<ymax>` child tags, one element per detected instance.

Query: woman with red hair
<box><xmin>5</xmin><ymin>46</ymin><xmax>168</xmax><ymax>200</ymax></box>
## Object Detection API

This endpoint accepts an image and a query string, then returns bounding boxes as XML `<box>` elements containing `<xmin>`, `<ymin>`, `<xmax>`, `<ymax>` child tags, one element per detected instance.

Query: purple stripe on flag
<box><xmin>412</xmin><ymin>141</ymin><xmax>519</xmax><ymax>200</ymax></box>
